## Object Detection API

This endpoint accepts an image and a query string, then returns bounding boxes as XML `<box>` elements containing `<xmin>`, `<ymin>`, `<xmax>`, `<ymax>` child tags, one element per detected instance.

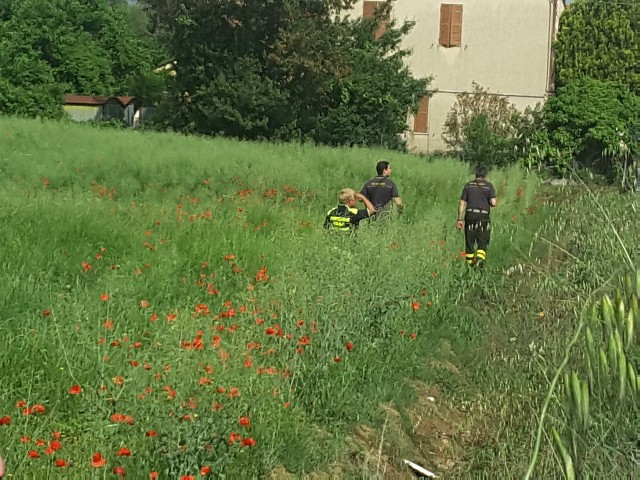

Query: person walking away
<box><xmin>361</xmin><ymin>160</ymin><xmax>404</xmax><ymax>214</ymax></box>
<box><xmin>324</xmin><ymin>188</ymin><xmax>376</xmax><ymax>232</ymax></box>
<box><xmin>456</xmin><ymin>166</ymin><xmax>497</xmax><ymax>268</ymax></box>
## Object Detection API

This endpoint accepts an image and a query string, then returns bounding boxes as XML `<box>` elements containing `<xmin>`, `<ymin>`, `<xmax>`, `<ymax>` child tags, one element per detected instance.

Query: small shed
<box><xmin>63</xmin><ymin>95</ymin><xmax>143</xmax><ymax>127</ymax></box>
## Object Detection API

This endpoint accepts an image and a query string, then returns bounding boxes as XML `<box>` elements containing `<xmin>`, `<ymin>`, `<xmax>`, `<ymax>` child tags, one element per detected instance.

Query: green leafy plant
<box><xmin>537</xmin><ymin>77</ymin><xmax>639</xmax><ymax>181</ymax></box>
<box><xmin>442</xmin><ymin>83</ymin><xmax>525</xmax><ymax>167</ymax></box>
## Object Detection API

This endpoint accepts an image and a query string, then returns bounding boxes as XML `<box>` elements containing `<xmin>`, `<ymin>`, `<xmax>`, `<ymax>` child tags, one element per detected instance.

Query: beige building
<box><xmin>353</xmin><ymin>0</ymin><xmax>564</xmax><ymax>153</ymax></box>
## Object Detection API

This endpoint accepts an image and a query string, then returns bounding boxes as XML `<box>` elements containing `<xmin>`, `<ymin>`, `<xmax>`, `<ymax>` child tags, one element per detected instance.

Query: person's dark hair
<box><xmin>475</xmin><ymin>166</ymin><xmax>489</xmax><ymax>178</ymax></box>
<box><xmin>376</xmin><ymin>160</ymin><xmax>390</xmax><ymax>175</ymax></box>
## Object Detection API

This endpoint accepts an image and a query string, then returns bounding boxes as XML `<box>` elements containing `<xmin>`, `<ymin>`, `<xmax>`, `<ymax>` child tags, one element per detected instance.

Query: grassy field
<box><xmin>0</xmin><ymin>118</ymin><xmax>636</xmax><ymax>479</ymax></box>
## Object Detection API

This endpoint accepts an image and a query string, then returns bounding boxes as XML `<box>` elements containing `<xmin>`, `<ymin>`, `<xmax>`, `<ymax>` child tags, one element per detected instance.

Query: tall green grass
<box><xmin>0</xmin><ymin>116</ymin><xmax>577</xmax><ymax>478</ymax></box>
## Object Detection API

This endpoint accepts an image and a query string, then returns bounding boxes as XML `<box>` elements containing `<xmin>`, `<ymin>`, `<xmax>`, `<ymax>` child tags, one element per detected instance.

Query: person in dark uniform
<box><xmin>457</xmin><ymin>166</ymin><xmax>497</xmax><ymax>267</ymax></box>
<box><xmin>324</xmin><ymin>188</ymin><xmax>376</xmax><ymax>232</ymax></box>
<box><xmin>361</xmin><ymin>160</ymin><xmax>404</xmax><ymax>213</ymax></box>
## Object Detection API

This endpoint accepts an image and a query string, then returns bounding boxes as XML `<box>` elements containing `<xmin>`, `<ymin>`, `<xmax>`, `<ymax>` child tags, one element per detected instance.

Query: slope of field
<box><xmin>0</xmin><ymin>118</ymin><xmax>634</xmax><ymax>478</ymax></box>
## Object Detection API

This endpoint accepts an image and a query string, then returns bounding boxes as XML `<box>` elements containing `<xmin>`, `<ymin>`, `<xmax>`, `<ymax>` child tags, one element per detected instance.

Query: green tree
<box><xmin>555</xmin><ymin>0</ymin><xmax>640</xmax><ymax>94</ymax></box>
<box><xmin>0</xmin><ymin>0</ymin><xmax>159</xmax><ymax>118</ymax></box>
<box><xmin>145</xmin><ymin>0</ymin><xmax>357</xmax><ymax>140</ymax></box>
<box><xmin>535</xmin><ymin>77</ymin><xmax>639</xmax><ymax>181</ymax></box>
<box><xmin>311</xmin><ymin>2</ymin><xmax>430</xmax><ymax>149</ymax></box>
<box><xmin>143</xmin><ymin>0</ymin><xmax>428</xmax><ymax>147</ymax></box>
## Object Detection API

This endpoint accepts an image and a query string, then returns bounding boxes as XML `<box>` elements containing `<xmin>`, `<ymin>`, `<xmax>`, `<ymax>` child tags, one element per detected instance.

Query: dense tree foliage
<box><xmin>0</xmin><ymin>0</ymin><xmax>160</xmax><ymax>117</ymax></box>
<box><xmin>312</xmin><ymin>10</ymin><xmax>430</xmax><ymax>149</ymax></box>
<box><xmin>535</xmin><ymin>78</ymin><xmax>639</xmax><ymax>181</ymax></box>
<box><xmin>143</xmin><ymin>0</ymin><xmax>429</xmax><ymax>148</ymax></box>
<box><xmin>555</xmin><ymin>0</ymin><xmax>640</xmax><ymax>94</ymax></box>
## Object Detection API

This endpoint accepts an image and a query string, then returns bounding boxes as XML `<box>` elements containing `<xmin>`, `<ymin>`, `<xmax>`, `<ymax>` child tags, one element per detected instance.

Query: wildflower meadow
<box><xmin>0</xmin><ymin>118</ymin><xmax>636</xmax><ymax>479</ymax></box>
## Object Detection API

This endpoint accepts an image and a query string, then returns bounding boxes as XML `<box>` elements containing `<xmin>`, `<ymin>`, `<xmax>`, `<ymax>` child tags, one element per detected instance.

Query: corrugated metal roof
<box><xmin>64</xmin><ymin>95</ymin><xmax>141</xmax><ymax>106</ymax></box>
<box><xmin>64</xmin><ymin>95</ymin><xmax>109</xmax><ymax>106</ymax></box>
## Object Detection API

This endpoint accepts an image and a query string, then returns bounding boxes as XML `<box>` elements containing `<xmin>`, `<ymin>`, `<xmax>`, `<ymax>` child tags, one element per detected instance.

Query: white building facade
<box><xmin>353</xmin><ymin>0</ymin><xmax>564</xmax><ymax>153</ymax></box>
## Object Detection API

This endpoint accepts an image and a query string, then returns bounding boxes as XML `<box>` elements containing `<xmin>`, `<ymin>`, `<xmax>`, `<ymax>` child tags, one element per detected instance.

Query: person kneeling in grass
<box><xmin>324</xmin><ymin>188</ymin><xmax>376</xmax><ymax>232</ymax></box>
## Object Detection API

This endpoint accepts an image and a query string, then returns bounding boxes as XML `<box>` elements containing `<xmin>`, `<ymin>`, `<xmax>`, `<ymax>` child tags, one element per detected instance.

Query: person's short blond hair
<box><xmin>338</xmin><ymin>188</ymin><xmax>356</xmax><ymax>204</ymax></box>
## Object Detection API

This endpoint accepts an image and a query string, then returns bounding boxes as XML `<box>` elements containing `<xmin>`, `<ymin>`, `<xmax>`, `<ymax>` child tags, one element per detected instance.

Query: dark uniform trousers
<box><xmin>464</xmin><ymin>213</ymin><xmax>490</xmax><ymax>265</ymax></box>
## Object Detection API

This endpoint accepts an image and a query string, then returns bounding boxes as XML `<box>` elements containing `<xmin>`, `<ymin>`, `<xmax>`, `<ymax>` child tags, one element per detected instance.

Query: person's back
<box><xmin>361</xmin><ymin>160</ymin><xmax>403</xmax><ymax>212</ymax></box>
<box><xmin>461</xmin><ymin>178</ymin><xmax>495</xmax><ymax>219</ymax></box>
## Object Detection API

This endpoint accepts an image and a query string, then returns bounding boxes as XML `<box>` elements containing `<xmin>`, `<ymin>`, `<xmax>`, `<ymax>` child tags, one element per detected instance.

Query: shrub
<box><xmin>442</xmin><ymin>83</ymin><xmax>524</xmax><ymax>168</ymax></box>
<box><xmin>531</xmin><ymin>77</ymin><xmax>639</xmax><ymax>182</ymax></box>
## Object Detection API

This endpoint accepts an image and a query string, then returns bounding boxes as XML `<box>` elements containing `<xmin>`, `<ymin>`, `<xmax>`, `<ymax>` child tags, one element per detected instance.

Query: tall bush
<box><xmin>555</xmin><ymin>0</ymin><xmax>640</xmax><ymax>95</ymax></box>
<box><xmin>532</xmin><ymin>77</ymin><xmax>639</xmax><ymax>181</ymax></box>
<box><xmin>442</xmin><ymin>83</ymin><xmax>525</xmax><ymax>167</ymax></box>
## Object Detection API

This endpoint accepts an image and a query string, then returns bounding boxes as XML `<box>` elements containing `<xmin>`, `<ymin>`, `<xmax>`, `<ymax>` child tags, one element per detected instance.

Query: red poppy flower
<box><xmin>113</xmin><ymin>466</ymin><xmax>126</xmax><ymax>477</ymax></box>
<box><xmin>28</xmin><ymin>450</ymin><xmax>40</xmax><ymax>458</ymax></box>
<box><xmin>145</xmin><ymin>430</ymin><xmax>157</xmax><ymax>438</ymax></box>
<box><xmin>50</xmin><ymin>440</ymin><xmax>62</xmax><ymax>451</ymax></box>
<box><xmin>20</xmin><ymin>436</ymin><xmax>30</xmax><ymax>443</ymax></box>
<box><xmin>68</xmin><ymin>385</ymin><xmax>83</xmax><ymax>395</ymax></box>
<box><xmin>411</xmin><ymin>302</ymin><xmax>420</xmax><ymax>311</ymax></box>
<box><xmin>91</xmin><ymin>453</ymin><xmax>106</xmax><ymax>468</ymax></box>
<box><xmin>43</xmin><ymin>309</ymin><xmax>51</xmax><ymax>316</ymax></box>
<box><xmin>111</xmin><ymin>413</ymin><xmax>134</xmax><ymax>425</ymax></box>
<box><xmin>239</xmin><ymin>416</ymin><xmax>251</xmax><ymax>427</ymax></box>
<box><xmin>149</xmin><ymin>472</ymin><xmax>159</xmax><ymax>479</ymax></box>
<box><xmin>100</xmin><ymin>294</ymin><xmax>110</xmax><ymax>301</ymax></box>
<box><xmin>345</xmin><ymin>342</ymin><xmax>354</xmax><ymax>352</ymax></box>
<box><xmin>333</xmin><ymin>356</ymin><xmax>341</xmax><ymax>363</ymax></box>
<box><xmin>200</xmin><ymin>465</ymin><xmax>212</xmax><ymax>475</ymax></box>
<box><xmin>241</xmin><ymin>437</ymin><xmax>257</xmax><ymax>447</ymax></box>
<box><xmin>0</xmin><ymin>415</ymin><xmax>10</xmax><ymax>425</ymax></box>
<box><xmin>54</xmin><ymin>459</ymin><xmax>67</xmax><ymax>467</ymax></box>
<box><xmin>116</xmin><ymin>448</ymin><xmax>131</xmax><ymax>457</ymax></box>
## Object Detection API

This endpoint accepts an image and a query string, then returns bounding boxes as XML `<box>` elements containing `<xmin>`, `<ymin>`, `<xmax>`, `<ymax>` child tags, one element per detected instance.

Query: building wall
<box><xmin>352</xmin><ymin>0</ymin><xmax>563</xmax><ymax>152</ymax></box>
<box><xmin>63</xmin><ymin>105</ymin><xmax>102</xmax><ymax>122</ymax></box>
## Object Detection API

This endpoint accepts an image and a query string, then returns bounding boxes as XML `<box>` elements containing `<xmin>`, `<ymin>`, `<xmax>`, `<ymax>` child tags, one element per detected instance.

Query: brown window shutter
<box><xmin>413</xmin><ymin>96</ymin><xmax>430</xmax><ymax>133</ymax></box>
<box><xmin>439</xmin><ymin>4</ymin><xmax>452</xmax><ymax>47</ymax></box>
<box><xmin>363</xmin><ymin>1</ymin><xmax>378</xmax><ymax>19</ymax></box>
<box><xmin>450</xmin><ymin>5</ymin><xmax>463</xmax><ymax>46</ymax></box>
<box><xmin>375</xmin><ymin>20</ymin><xmax>388</xmax><ymax>40</ymax></box>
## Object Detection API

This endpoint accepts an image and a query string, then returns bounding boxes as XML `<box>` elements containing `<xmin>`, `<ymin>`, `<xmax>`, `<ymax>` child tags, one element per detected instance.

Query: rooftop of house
<box><xmin>64</xmin><ymin>95</ymin><xmax>140</xmax><ymax>107</ymax></box>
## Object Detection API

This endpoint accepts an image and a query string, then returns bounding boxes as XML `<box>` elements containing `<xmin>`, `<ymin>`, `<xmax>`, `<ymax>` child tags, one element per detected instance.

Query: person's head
<box><xmin>376</xmin><ymin>160</ymin><xmax>392</xmax><ymax>176</ymax></box>
<box><xmin>475</xmin><ymin>166</ymin><xmax>489</xmax><ymax>179</ymax></box>
<box><xmin>338</xmin><ymin>188</ymin><xmax>357</xmax><ymax>207</ymax></box>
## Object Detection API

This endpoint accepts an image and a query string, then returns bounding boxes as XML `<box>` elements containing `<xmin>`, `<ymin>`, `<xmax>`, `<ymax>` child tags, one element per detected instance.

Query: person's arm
<box><xmin>457</xmin><ymin>200</ymin><xmax>466</xmax><ymax>230</ymax></box>
<box><xmin>489</xmin><ymin>183</ymin><xmax>497</xmax><ymax>207</ymax></box>
<box><xmin>356</xmin><ymin>192</ymin><xmax>376</xmax><ymax>215</ymax></box>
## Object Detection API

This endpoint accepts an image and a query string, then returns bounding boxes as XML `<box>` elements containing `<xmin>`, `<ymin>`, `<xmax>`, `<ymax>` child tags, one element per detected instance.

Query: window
<box><xmin>363</xmin><ymin>1</ymin><xmax>389</xmax><ymax>39</ymax></box>
<box><xmin>439</xmin><ymin>4</ymin><xmax>463</xmax><ymax>47</ymax></box>
<box><xmin>413</xmin><ymin>96</ymin><xmax>430</xmax><ymax>133</ymax></box>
